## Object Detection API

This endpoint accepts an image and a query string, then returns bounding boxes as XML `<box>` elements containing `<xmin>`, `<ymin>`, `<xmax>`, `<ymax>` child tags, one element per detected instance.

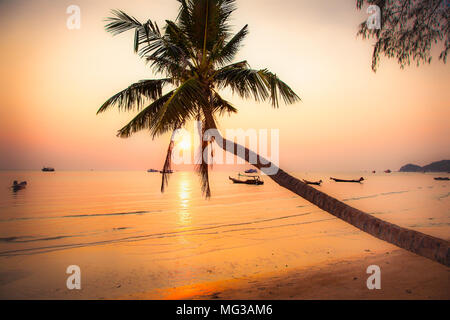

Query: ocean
<box><xmin>0</xmin><ymin>170</ymin><xmax>448</xmax><ymax>298</ymax></box>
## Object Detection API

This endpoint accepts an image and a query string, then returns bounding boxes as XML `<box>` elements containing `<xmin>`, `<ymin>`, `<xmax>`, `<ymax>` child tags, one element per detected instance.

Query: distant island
<box><xmin>399</xmin><ymin>160</ymin><xmax>450</xmax><ymax>172</ymax></box>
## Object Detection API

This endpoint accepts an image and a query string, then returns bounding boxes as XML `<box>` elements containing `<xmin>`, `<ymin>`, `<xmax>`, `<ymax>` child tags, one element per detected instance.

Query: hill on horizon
<box><xmin>399</xmin><ymin>160</ymin><xmax>450</xmax><ymax>172</ymax></box>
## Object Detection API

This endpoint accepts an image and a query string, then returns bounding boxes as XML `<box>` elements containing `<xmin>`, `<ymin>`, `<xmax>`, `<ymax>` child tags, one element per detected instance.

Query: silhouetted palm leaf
<box><xmin>97</xmin><ymin>79</ymin><xmax>172</xmax><ymax>114</ymax></box>
<box><xmin>211</xmin><ymin>24</ymin><xmax>248</xmax><ymax>66</ymax></box>
<box><xmin>150</xmin><ymin>77</ymin><xmax>206</xmax><ymax>137</ymax></box>
<box><xmin>117</xmin><ymin>91</ymin><xmax>174</xmax><ymax>138</ymax></box>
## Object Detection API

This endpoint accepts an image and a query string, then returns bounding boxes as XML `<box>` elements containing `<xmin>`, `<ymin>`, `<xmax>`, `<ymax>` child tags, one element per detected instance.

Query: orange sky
<box><xmin>0</xmin><ymin>0</ymin><xmax>449</xmax><ymax>171</ymax></box>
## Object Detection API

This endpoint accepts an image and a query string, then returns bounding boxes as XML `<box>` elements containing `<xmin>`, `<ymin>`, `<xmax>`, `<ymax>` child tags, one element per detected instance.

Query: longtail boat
<box><xmin>229</xmin><ymin>174</ymin><xmax>263</xmax><ymax>185</ymax></box>
<box><xmin>302</xmin><ymin>179</ymin><xmax>322</xmax><ymax>186</ymax></box>
<box><xmin>330</xmin><ymin>177</ymin><xmax>364</xmax><ymax>183</ymax></box>
<box><xmin>11</xmin><ymin>181</ymin><xmax>27</xmax><ymax>192</ymax></box>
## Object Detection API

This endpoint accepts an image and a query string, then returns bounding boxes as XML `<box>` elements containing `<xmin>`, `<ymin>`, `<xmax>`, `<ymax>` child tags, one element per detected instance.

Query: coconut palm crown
<box><xmin>97</xmin><ymin>0</ymin><xmax>300</xmax><ymax>197</ymax></box>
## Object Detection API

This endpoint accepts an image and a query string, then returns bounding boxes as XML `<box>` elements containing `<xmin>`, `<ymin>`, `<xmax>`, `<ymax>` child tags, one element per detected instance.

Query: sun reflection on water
<box><xmin>178</xmin><ymin>175</ymin><xmax>191</xmax><ymax>226</ymax></box>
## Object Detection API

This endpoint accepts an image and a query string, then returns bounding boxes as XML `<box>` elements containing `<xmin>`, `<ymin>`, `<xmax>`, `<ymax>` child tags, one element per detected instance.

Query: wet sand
<box><xmin>126</xmin><ymin>249</ymin><xmax>449</xmax><ymax>300</ymax></box>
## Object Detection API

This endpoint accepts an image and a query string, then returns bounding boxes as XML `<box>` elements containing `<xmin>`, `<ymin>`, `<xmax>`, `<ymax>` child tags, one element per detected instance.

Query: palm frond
<box><xmin>134</xmin><ymin>20</ymin><xmax>163</xmax><ymax>53</ymax></box>
<box><xmin>150</xmin><ymin>77</ymin><xmax>207</xmax><ymax>138</ymax></box>
<box><xmin>146</xmin><ymin>56</ymin><xmax>184</xmax><ymax>78</ymax></box>
<box><xmin>105</xmin><ymin>9</ymin><xmax>187</xmax><ymax>62</ymax></box>
<box><xmin>117</xmin><ymin>91</ymin><xmax>174</xmax><ymax>138</ymax></box>
<box><xmin>215</xmin><ymin>62</ymin><xmax>300</xmax><ymax>107</ymax></box>
<box><xmin>176</xmin><ymin>0</ymin><xmax>236</xmax><ymax>53</ymax></box>
<box><xmin>105</xmin><ymin>10</ymin><xmax>165</xmax><ymax>55</ymax></box>
<box><xmin>97</xmin><ymin>79</ymin><xmax>171</xmax><ymax>114</ymax></box>
<box><xmin>214</xmin><ymin>62</ymin><xmax>270</xmax><ymax>102</ymax></box>
<box><xmin>165</xmin><ymin>20</ymin><xmax>195</xmax><ymax>59</ymax></box>
<box><xmin>138</xmin><ymin>27</ymin><xmax>181</xmax><ymax>57</ymax></box>
<box><xmin>211</xmin><ymin>90</ymin><xmax>237</xmax><ymax>115</ymax></box>
<box><xmin>105</xmin><ymin>9</ymin><xmax>143</xmax><ymax>36</ymax></box>
<box><xmin>258</xmin><ymin>70</ymin><xmax>301</xmax><ymax>107</ymax></box>
<box><xmin>138</xmin><ymin>25</ymin><xmax>194</xmax><ymax>73</ymax></box>
<box><xmin>211</xmin><ymin>24</ymin><xmax>248</xmax><ymax>66</ymax></box>
<box><xmin>161</xmin><ymin>138</ymin><xmax>175</xmax><ymax>193</ymax></box>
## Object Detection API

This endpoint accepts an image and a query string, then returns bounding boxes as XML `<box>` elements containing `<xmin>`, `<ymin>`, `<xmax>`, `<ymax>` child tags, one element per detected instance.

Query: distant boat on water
<box><xmin>303</xmin><ymin>179</ymin><xmax>322</xmax><ymax>186</ymax></box>
<box><xmin>330</xmin><ymin>177</ymin><xmax>364</xmax><ymax>183</ymax></box>
<box><xmin>434</xmin><ymin>177</ymin><xmax>449</xmax><ymax>181</ymax></box>
<box><xmin>11</xmin><ymin>180</ymin><xmax>27</xmax><ymax>192</ymax></box>
<box><xmin>384</xmin><ymin>169</ymin><xmax>392</xmax><ymax>173</ymax></box>
<box><xmin>42</xmin><ymin>167</ymin><xmax>55</xmax><ymax>172</ymax></box>
<box><xmin>160</xmin><ymin>169</ymin><xmax>174</xmax><ymax>174</ymax></box>
<box><xmin>244</xmin><ymin>169</ymin><xmax>258</xmax><ymax>174</ymax></box>
<box><xmin>229</xmin><ymin>174</ymin><xmax>263</xmax><ymax>185</ymax></box>
<box><xmin>147</xmin><ymin>169</ymin><xmax>158</xmax><ymax>172</ymax></box>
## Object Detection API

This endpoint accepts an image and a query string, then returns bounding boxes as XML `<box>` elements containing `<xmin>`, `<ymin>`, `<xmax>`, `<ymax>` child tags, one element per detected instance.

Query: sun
<box><xmin>178</xmin><ymin>136</ymin><xmax>191</xmax><ymax>151</ymax></box>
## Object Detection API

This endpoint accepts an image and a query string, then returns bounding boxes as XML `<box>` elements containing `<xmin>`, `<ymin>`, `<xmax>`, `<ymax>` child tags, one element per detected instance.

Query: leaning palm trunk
<box><xmin>266</xmin><ymin>167</ymin><xmax>450</xmax><ymax>267</ymax></box>
<box><xmin>206</xmin><ymin>121</ymin><xmax>449</xmax><ymax>266</ymax></box>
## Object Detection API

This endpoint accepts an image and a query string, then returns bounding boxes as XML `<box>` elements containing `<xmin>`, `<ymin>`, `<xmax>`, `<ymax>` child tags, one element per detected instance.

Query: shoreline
<box><xmin>124</xmin><ymin>249</ymin><xmax>449</xmax><ymax>300</ymax></box>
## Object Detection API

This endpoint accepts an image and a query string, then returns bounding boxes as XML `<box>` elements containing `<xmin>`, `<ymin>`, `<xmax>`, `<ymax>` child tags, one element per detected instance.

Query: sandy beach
<box><xmin>127</xmin><ymin>249</ymin><xmax>449</xmax><ymax>300</ymax></box>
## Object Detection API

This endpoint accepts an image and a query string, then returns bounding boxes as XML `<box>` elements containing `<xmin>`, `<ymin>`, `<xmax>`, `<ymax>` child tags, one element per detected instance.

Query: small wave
<box><xmin>437</xmin><ymin>192</ymin><xmax>449</xmax><ymax>200</ymax></box>
<box><xmin>380</xmin><ymin>190</ymin><xmax>409</xmax><ymax>196</ymax></box>
<box><xmin>409</xmin><ymin>222</ymin><xmax>450</xmax><ymax>228</ymax></box>
<box><xmin>0</xmin><ymin>227</ymin><xmax>132</xmax><ymax>244</ymax></box>
<box><xmin>343</xmin><ymin>190</ymin><xmax>408</xmax><ymax>202</ymax></box>
<box><xmin>0</xmin><ymin>236</ymin><xmax>33</xmax><ymax>243</ymax></box>
<box><xmin>63</xmin><ymin>211</ymin><xmax>150</xmax><ymax>218</ymax></box>
<box><xmin>0</xmin><ymin>210</ymin><xmax>156</xmax><ymax>223</ymax></box>
<box><xmin>222</xmin><ymin>217</ymin><xmax>336</xmax><ymax>234</ymax></box>
<box><xmin>369</xmin><ymin>208</ymin><xmax>411</xmax><ymax>215</ymax></box>
<box><xmin>1</xmin><ymin>234</ymin><xmax>85</xmax><ymax>244</ymax></box>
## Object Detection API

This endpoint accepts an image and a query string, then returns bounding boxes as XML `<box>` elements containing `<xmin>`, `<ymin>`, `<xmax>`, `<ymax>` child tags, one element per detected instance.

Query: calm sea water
<box><xmin>0</xmin><ymin>170</ymin><xmax>448</xmax><ymax>298</ymax></box>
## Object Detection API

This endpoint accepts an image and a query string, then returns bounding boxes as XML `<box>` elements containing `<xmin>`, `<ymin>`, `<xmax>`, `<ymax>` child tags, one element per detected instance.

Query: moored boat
<box><xmin>147</xmin><ymin>169</ymin><xmax>158</xmax><ymax>172</ymax></box>
<box><xmin>229</xmin><ymin>174</ymin><xmax>263</xmax><ymax>185</ymax></box>
<box><xmin>330</xmin><ymin>177</ymin><xmax>364</xmax><ymax>183</ymax></box>
<box><xmin>42</xmin><ymin>167</ymin><xmax>55</xmax><ymax>172</ymax></box>
<box><xmin>434</xmin><ymin>177</ymin><xmax>449</xmax><ymax>181</ymax></box>
<box><xmin>11</xmin><ymin>181</ymin><xmax>27</xmax><ymax>192</ymax></box>
<box><xmin>303</xmin><ymin>179</ymin><xmax>322</xmax><ymax>186</ymax></box>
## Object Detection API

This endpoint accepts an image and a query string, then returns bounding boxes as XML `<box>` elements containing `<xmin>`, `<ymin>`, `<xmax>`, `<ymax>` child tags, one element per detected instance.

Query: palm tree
<box><xmin>98</xmin><ymin>0</ymin><xmax>449</xmax><ymax>266</ymax></box>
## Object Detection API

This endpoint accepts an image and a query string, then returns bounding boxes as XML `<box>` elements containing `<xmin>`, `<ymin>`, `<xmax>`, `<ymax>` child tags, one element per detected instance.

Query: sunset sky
<box><xmin>0</xmin><ymin>0</ymin><xmax>449</xmax><ymax>172</ymax></box>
